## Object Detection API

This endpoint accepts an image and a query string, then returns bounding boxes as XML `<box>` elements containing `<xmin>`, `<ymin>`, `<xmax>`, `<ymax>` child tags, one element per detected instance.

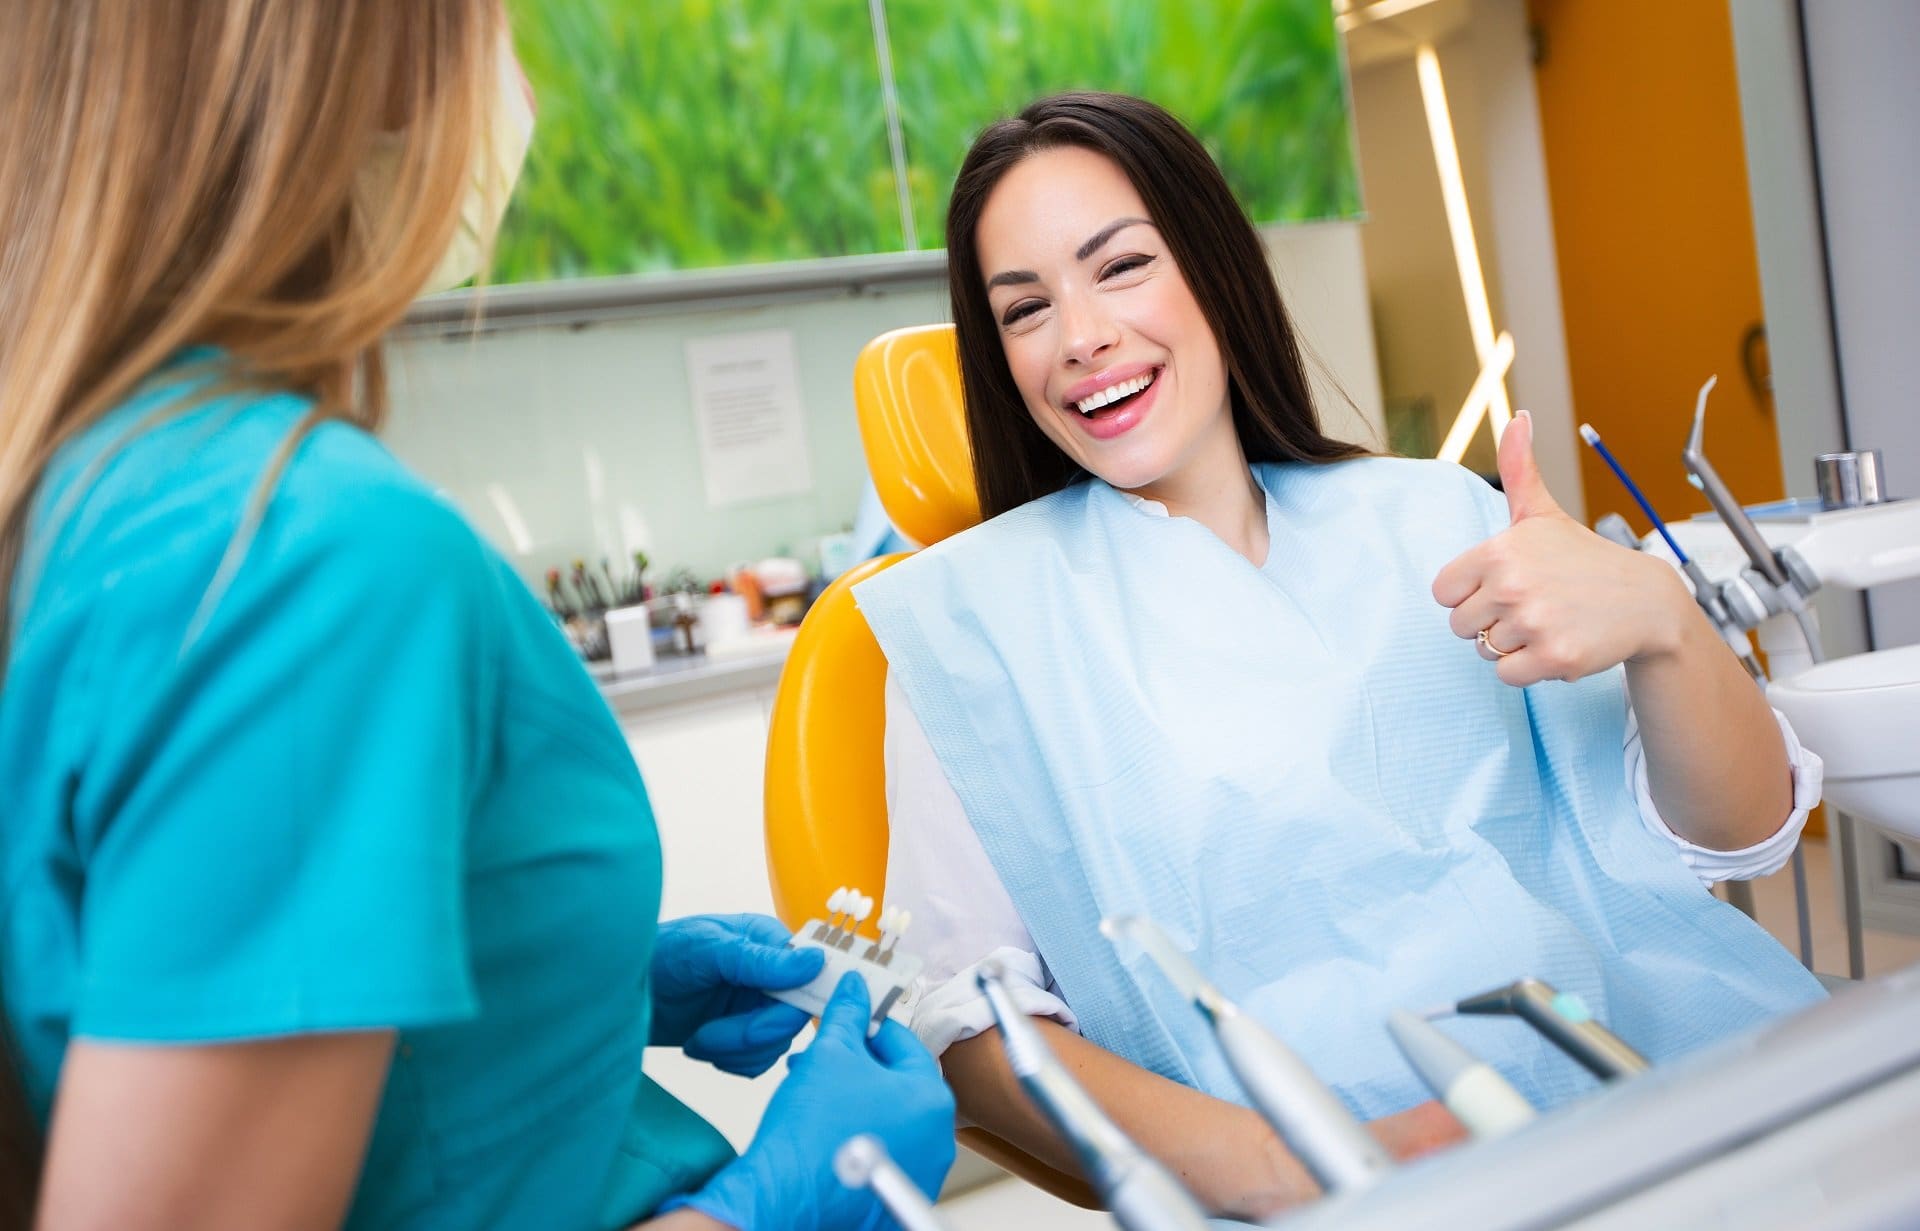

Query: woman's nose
<box><xmin>1056</xmin><ymin>294</ymin><xmax>1119</xmax><ymax>367</ymax></box>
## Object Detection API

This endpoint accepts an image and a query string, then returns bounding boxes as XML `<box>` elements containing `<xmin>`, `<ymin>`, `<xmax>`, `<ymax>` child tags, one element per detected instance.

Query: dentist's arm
<box><xmin>942</xmin><ymin>1021</ymin><xmax>1460</xmax><ymax>1220</ymax></box>
<box><xmin>38</xmin><ymin>1034</ymin><xmax>393</xmax><ymax>1230</ymax></box>
<box><xmin>1432</xmin><ymin>411</ymin><xmax>1792</xmax><ymax>851</ymax></box>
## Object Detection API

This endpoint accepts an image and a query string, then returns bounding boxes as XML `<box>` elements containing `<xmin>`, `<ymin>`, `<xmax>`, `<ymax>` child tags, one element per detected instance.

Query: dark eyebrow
<box><xmin>985</xmin><ymin>216</ymin><xmax>1153</xmax><ymax>290</ymax></box>
<box><xmin>1075</xmin><ymin>216</ymin><xmax>1149</xmax><ymax>261</ymax></box>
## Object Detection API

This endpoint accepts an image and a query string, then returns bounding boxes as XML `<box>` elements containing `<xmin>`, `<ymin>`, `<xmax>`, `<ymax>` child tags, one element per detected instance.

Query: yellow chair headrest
<box><xmin>853</xmin><ymin>324</ymin><xmax>981</xmax><ymax>547</ymax></box>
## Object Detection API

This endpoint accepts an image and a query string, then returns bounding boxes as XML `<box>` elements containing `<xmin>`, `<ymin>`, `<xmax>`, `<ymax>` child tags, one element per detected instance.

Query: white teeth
<box><xmin>1074</xmin><ymin>370</ymin><xmax>1155</xmax><ymax>415</ymax></box>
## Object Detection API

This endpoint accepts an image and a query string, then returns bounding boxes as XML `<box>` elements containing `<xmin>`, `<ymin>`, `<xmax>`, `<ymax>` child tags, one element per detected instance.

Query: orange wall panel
<box><xmin>1529</xmin><ymin>0</ymin><xmax>1785</xmax><ymax>530</ymax></box>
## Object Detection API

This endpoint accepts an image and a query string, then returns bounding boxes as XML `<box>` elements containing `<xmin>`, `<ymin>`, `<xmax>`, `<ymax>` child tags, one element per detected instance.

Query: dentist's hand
<box><xmin>666</xmin><ymin>973</ymin><xmax>958</xmax><ymax>1231</ymax></box>
<box><xmin>1432</xmin><ymin>410</ymin><xmax>1695</xmax><ymax>687</ymax></box>
<box><xmin>650</xmin><ymin>914</ymin><xmax>824</xmax><ymax>1077</ymax></box>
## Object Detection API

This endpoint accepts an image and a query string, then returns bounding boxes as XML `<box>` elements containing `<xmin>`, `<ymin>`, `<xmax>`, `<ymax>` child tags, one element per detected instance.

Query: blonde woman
<box><xmin>0</xmin><ymin>4</ymin><xmax>953</xmax><ymax>1228</ymax></box>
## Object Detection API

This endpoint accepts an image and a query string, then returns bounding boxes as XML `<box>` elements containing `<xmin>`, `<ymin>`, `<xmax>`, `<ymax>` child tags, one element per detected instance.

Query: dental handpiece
<box><xmin>1449</xmin><ymin>979</ymin><xmax>1648</xmax><ymax>1082</ymax></box>
<box><xmin>834</xmin><ymin>1134</ymin><xmax>950</xmax><ymax>1231</ymax></box>
<box><xmin>1101</xmin><ymin>916</ymin><xmax>1391</xmax><ymax>1194</ymax></box>
<box><xmin>1683</xmin><ymin>376</ymin><xmax>1792</xmax><ymax>592</ymax></box>
<box><xmin>975</xmin><ymin>963</ymin><xmax>1212</xmax><ymax>1231</ymax></box>
<box><xmin>1385</xmin><ymin>1010</ymin><xmax>1535</xmax><ymax>1140</ymax></box>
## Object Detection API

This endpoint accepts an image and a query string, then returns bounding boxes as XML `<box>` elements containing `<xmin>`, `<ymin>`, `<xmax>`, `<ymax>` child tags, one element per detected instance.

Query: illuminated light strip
<box><xmin>1335</xmin><ymin>0</ymin><xmax>1443</xmax><ymax>33</ymax></box>
<box><xmin>1437</xmin><ymin>331</ymin><xmax>1516</xmax><ymax>463</ymax></box>
<box><xmin>1416</xmin><ymin>42</ymin><xmax>1515</xmax><ymax>454</ymax></box>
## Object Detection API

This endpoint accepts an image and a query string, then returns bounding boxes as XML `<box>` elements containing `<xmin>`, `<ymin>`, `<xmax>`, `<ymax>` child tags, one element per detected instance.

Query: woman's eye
<box><xmin>1101</xmin><ymin>254</ymin><xmax>1153</xmax><ymax>280</ymax></box>
<box><xmin>1001</xmin><ymin>299</ymin><xmax>1045</xmax><ymax>327</ymax></box>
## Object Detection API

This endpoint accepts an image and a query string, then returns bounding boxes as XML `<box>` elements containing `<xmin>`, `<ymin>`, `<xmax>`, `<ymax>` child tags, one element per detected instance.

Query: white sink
<box><xmin>1769</xmin><ymin>643</ymin><xmax>1920</xmax><ymax>841</ymax></box>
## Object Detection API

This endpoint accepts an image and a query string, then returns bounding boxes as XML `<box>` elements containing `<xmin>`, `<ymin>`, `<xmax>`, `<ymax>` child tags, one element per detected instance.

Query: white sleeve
<box><xmin>882</xmin><ymin>670</ymin><xmax>1078</xmax><ymax>1056</ymax></box>
<box><xmin>1622</xmin><ymin>678</ymin><xmax>1824</xmax><ymax>886</ymax></box>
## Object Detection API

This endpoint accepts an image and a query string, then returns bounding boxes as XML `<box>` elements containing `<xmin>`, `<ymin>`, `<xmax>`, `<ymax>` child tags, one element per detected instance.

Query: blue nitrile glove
<box><xmin>665</xmin><ymin>972</ymin><xmax>957</xmax><ymax>1231</ymax></box>
<box><xmin>650</xmin><ymin>913</ymin><xmax>826</xmax><ymax>1078</ymax></box>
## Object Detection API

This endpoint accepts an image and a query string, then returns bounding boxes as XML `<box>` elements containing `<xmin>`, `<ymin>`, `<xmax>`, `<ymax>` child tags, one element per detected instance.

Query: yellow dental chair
<box><xmin>763</xmin><ymin>323</ymin><xmax>1097</xmax><ymax>1207</ymax></box>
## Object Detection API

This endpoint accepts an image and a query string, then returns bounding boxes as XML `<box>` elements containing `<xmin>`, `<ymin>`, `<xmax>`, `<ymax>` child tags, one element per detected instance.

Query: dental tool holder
<box><xmin>1660</xmin><ymin>389</ymin><xmax>1920</xmax><ymax>980</ymax></box>
<box><xmin>768</xmin><ymin>887</ymin><xmax>922</xmax><ymax>1034</ymax></box>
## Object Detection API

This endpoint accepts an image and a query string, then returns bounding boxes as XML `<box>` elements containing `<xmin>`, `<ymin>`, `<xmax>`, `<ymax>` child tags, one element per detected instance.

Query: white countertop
<box><xmin>590</xmin><ymin>629</ymin><xmax>796</xmax><ymax>715</ymax></box>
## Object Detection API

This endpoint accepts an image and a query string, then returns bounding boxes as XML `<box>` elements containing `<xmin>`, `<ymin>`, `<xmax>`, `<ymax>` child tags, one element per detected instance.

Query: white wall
<box><xmin>1266</xmin><ymin>221</ymin><xmax>1387</xmax><ymax>449</ymax></box>
<box><xmin>1347</xmin><ymin>0</ymin><xmax>1582</xmax><ymax>511</ymax></box>
<box><xmin>379</xmin><ymin>224</ymin><xmax>1382</xmax><ymax>591</ymax></box>
<box><xmin>1469</xmin><ymin>0</ymin><xmax>1581</xmax><ymax>519</ymax></box>
<box><xmin>383</xmin><ymin>283</ymin><xmax>949</xmax><ymax>591</ymax></box>
<box><xmin>1351</xmin><ymin>39</ymin><xmax>1491</xmax><ymax>464</ymax></box>
<box><xmin>1728</xmin><ymin>0</ymin><xmax>1868</xmax><ymax>661</ymax></box>
<box><xmin>1800</xmin><ymin>0</ymin><xmax>1920</xmax><ymax>649</ymax></box>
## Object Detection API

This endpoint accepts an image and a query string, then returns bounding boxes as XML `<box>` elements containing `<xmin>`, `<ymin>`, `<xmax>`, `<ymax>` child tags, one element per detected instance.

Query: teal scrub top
<box><xmin>0</xmin><ymin>352</ymin><xmax>734</xmax><ymax>1227</ymax></box>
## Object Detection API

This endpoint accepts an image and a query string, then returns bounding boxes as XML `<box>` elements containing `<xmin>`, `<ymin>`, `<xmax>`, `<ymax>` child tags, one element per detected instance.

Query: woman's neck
<box><xmin>1130</xmin><ymin>453</ymin><xmax>1269</xmax><ymax>568</ymax></box>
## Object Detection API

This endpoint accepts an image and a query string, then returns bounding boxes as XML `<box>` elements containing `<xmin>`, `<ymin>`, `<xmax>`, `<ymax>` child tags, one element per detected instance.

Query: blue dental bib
<box><xmin>855</xmin><ymin>457</ymin><xmax>1821</xmax><ymax>1117</ymax></box>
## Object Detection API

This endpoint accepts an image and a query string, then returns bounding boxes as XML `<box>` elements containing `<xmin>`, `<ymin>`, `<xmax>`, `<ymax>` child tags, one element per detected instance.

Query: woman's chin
<box><xmin>1087</xmin><ymin>461</ymin><xmax>1172</xmax><ymax>496</ymax></box>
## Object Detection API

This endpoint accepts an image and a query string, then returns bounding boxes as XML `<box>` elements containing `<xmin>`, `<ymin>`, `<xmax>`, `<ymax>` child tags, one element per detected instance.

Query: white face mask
<box><xmin>357</xmin><ymin>30</ymin><xmax>536</xmax><ymax>296</ymax></box>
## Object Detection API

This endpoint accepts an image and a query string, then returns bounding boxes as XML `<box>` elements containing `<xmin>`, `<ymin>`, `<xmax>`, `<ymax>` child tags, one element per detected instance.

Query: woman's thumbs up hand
<box><xmin>1431</xmin><ymin>411</ymin><xmax>1696</xmax><ymax>687</ymax></box>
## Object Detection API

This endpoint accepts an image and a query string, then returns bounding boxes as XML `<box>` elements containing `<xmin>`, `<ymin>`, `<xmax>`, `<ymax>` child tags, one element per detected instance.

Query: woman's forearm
<box><xmin>943</xmin><ymin>1020</ymin><xmax>1306</xmax><ymax>1217</ymax></box>
<box><xmin>1625</xmin><ymin>597</ymin><xmax>1794</xmax><ymax>850</ymax></box>
<box><xmin>942</xmin><ymin>1022</ymin><xmax>1462</xmax><ymax>1219</ymax></box>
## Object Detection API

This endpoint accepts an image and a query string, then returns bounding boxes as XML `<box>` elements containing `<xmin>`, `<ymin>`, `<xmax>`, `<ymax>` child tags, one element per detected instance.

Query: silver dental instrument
<box><xmin>834</xmin><ymin>1134</ymin><xmax>950</xmax><ymax>1231</ymax></box>
<box><xmin>1684</xmin><ymin>376</ymin><xmax>1796</xmax><ymax>597</ymax></box>
<box><xmin>975</xmin><ymin>962</ymin><xmax>1211</xmax><ymax>1231</ymax></box>
<box><xmin>1682</xmin><ymin>376</ymin><xmax>1841</xmax><ymax>976</ymax></box>
<box><xmin>1385</xmin><ymin>1010</ymin><xmax>1536</xmax><ymax>1140</ymax></box>
<box><xmin>1101</xmin><ymin>915</ymin><xmax>1392</xmax><ymax>1195</ymax></box>
<box><xmin>1445</xmin><ymin>978</ymin><xmax>1648</xmax><ymax>1082</ymax></box>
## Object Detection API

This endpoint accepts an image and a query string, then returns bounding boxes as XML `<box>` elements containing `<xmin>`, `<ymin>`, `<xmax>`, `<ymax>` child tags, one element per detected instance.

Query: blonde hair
<box><xmin>0</xmin><ymin>0</ymin><xmax>504</xmax><ymax>640</ymax></box>
<box><xmin>0</xmin><ymin>0</ymin><xmax>503</xmax><ymax>1208</ymax></box>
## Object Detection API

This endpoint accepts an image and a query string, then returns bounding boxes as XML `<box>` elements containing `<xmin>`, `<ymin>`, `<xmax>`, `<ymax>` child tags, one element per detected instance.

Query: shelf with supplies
<box><xmin>590</xmin><ymin>628</ymin><xmax>796</xmax><ymax>716</ymax></box>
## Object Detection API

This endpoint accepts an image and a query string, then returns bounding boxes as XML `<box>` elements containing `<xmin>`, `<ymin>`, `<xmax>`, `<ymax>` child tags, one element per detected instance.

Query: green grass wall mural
<box><xmin>493</xmin><ymin>0</ymin><xmax>1358</xmax><ymax>285</ymax></box>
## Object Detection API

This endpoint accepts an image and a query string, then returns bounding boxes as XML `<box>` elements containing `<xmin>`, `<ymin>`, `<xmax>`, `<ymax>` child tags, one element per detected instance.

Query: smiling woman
<box><xmin>853</xmin><ymin>90</ymin><xmax>1826</xmax><ymax>1222</ymax></box>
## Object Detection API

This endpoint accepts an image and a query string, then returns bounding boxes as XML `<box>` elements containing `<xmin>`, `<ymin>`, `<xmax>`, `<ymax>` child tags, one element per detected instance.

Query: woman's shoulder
<box><xmin>873</xmin><ymin>482</ymin><xmax>1094</xmax><ymax>569</ymax></box>
<box><xmin>850</xmin><ymin>484</ymin><xmax>1097</xmax><ymax>622</ymax></box>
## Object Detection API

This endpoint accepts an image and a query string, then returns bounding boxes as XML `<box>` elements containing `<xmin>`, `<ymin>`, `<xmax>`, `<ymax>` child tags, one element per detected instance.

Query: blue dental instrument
<box><xmin>1579</xmin><ymin>422</ymin><xmax>1688</xmax><ymax>564</ymax></box>
<box><xmin>1580</xmin><ymin>419</ymin><xmax>1767</xmax><ymax>684</ymax></box>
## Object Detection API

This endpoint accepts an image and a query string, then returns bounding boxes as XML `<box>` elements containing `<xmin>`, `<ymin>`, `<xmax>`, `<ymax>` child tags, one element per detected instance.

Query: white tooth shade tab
<box><xmin>827</xmin><ymin>886</ymin><xmax>849</xmax><ymax>915</ymax></box>
<box><xmin>1074</xmin><ymin>370</ymin><xmax>1155</xmax><ymax>414</ymax></box>
<box><xmin>852</xmin><ymin>894</ymin><xmax>874</xmax><ymax>923</ymax></box>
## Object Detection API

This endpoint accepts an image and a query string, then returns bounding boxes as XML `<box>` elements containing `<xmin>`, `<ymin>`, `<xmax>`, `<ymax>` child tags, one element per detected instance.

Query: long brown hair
<box><xmin>945</xmin><ymin>92</ymin><xmax>1368</xmax><ymax>519</ymax></box>
<box><xmin>0</xmin><ymin>0</ymin><xmax>503</xmax><ymax>1216</ymax></box>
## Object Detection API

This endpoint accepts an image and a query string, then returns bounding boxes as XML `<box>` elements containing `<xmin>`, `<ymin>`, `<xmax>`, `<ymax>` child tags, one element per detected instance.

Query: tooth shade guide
<box><xmin>772</xmin><ymin>909</ymin><xmax>926</xmax><ymax>1035</ymax></box>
